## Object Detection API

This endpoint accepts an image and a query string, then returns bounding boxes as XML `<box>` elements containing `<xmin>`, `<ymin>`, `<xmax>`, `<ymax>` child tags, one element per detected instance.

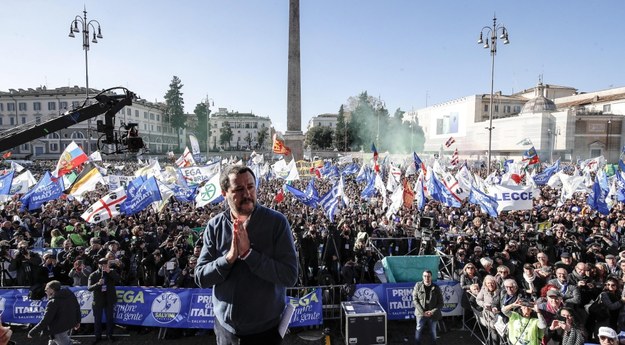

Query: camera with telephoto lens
<box><xmin>19</xmin><ymin>247</ymin><xmax>28</xmax><ymax>256</ymax></box>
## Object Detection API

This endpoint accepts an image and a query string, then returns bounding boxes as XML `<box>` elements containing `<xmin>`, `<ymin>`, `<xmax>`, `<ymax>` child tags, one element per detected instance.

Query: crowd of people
<box><xmin>0</xmin><ymin>158</ymin><xmax>624</xmax><ymax>344</ymax></box>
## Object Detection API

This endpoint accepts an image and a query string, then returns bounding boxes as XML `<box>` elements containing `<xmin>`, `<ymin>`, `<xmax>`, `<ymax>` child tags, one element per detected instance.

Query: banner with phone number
<box><xmin>0</xmin><ymin>287</ymin><xmax>323</xmax><ymax>329</ymax></box>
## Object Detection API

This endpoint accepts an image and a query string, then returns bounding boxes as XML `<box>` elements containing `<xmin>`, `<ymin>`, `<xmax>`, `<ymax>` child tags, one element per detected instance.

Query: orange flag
<box><xmin>402</xmin><ymin>179</ymin><xmax>415</xmax><ymax>207</ymax></box>
<box><xmin>272</xmin><ymin>134</ymin><xmax>291</xmax><ymax>155</ymax></box>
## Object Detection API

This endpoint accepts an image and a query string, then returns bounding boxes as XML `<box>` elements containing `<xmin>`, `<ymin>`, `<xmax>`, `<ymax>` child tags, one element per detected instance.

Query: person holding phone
<box><xmin>549</xmin><ymin>307</ymin><xmax>585</xmax><ymax>345</ymax></box>
<box><xmin>195</xmin><ymin>165</ymin><xmax>298</xmax><ymax>345</ymax></box>
<box><xmin>88</xmin><ymin>258</ymin><xmax>120</xmax><ymax>344</ymax></box>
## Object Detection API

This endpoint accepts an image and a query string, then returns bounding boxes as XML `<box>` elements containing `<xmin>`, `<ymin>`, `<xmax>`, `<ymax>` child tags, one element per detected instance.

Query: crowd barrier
<box><xmin>0</xmin><ymin>280</ymin><xmax>464</xmax><ymax>329</ymax></box>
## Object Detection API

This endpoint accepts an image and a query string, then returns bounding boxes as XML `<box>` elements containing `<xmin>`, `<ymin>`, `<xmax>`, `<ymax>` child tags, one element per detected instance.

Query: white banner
<box><xmin>487</xmin><ymin>184</ymin><xmax>536</xmax><ymax>212</ymax></box>
<box><xmin>180</xmin><ymin>161</ymin><xmax>220</xmax><ymax>186</ymax></box>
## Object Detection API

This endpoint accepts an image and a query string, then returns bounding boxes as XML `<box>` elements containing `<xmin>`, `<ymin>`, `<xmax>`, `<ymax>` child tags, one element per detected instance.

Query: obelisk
<box><xmin>284</xmin><ymin>0</ymin><xmax>304</xmax><ymax>160</ymax></box>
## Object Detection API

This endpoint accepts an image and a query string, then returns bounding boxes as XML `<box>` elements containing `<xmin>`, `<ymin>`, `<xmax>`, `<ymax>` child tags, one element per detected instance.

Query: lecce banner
<box><xmin>0</xmin><ymin>287</ymin><xmax>323</xmax><ymax>329</ymax></box>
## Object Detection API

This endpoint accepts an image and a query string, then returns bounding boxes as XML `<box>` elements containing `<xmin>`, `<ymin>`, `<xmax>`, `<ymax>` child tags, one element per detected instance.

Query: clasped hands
<box><xmin>226</xmin><ymin>218</ymin><xmax>251</xmax><ymax>264</ymax></box>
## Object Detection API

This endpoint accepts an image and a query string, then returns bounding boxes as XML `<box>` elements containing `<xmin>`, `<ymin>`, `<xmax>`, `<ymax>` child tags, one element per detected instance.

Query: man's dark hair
<box><xmin>219</xmin><ymin>165</ymin><xmax>256</xmax><ymax>191</ymax></box>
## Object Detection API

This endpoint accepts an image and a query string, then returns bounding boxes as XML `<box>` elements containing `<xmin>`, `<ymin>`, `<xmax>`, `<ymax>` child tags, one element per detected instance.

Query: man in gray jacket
<box><xmin>412</xmin><ymin>270</ymin><xmax>444</xmax><ymax>345</ymax></box>
<box><xmin>195</xmin><ymin>166</ymin><xmax>298</xmax><ymax>345</ymax></box>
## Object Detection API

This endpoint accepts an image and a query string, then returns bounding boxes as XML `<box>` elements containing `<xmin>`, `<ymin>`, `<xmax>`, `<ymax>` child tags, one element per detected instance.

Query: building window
<box><xmin>0</xmin><ymin>103</ymin><xmax>3</xmax><ymax>112</ymax></box>
<box><xmin>21</xmin><ymin>117</ymin><xmax>26</xmax><ymax>124</ymax></box>
<box><xmin>10</xmin><ymin>117</ymin><xmax>14</xmax><ymax>125</ymax></box>
<box><xmin>18</xmin><ymin>102</ymin><xmax>27</xmax><ymax>111</ymax></box>
<box><xmin>514</xmin><ymin>105</ymin><xmax>521</xmax><ymax>113</ymax></box>
<box><xmin>7</xmin><ymin>103</ymin><xmax>15</xmax><ymax>112</ymax></box>
<box><xmin>483</xmin><ymin>104</ymin><xmax>488</xmax><ymax>112</ymax></box>
<box><xmin>157</xmin><ymin>126</ymin><xmax>161</xmax><ymax>132</ymax></box>
<box><xmin>0</xmin><ymin>116</ymin><xmax>3</xmax><ymax>126</ymax></box>
<box><xmin>22</xmin><ymin>144</ymin><xmax>29</xmax><ymax>150</ymax></box>
<box><xmin>150</xmin><ymin>113</ymin><xmax>154</xmax><ymax>120</ymax></box>
<box><xmin>603</xmin><ymin>104</ymin><xmax>611</xmax><ymax>113</ymax></box>
<box><xmin>50</xmin><ymin>143</ymin><xmax>59</xmax><ymax>151</ymax></box>
<box><xmin>135</xmin><ymin>110</ymin><xmax>139</xmax><ymax>117</ymax></box>
<box><xmin>156</xmin><ymin>114</ymin><xmax>160</xmax><ymax>121</ymax></box>
<box><xmin>36</xmin><ymin>116</ymin><xmax>41</xmax><ymax>124</ymax></box>
<box><xmin>144</xmin><ymin>112</ymin><xmax>148</xmax><ymax>119</ymax></box>
<box><xmin>48</xmin><ymin>102</ymin><xmax>56</xmax><ymax>111</ymax></box>
<box><xmin>33</xmin><ymin>102</ymin><xmax>41</xmax><ymax>111</ymax></box>
<box><xmin>60</xmin><ymin>101</ymin><xmax>68</xmax><ymax>110</ymax></box>
<box><xmin>72</xmin><ymin>101</ymin><xmax>80</xmax><ymax>109</ymax></box>
<box><xmin>151</xmin><ymin>124</ymin><xmax>154</xmax><ymax>131</ymax></box>
<box><xmin>504</xmin><ymin>105</ymin><xmax>510</xmax><ymax>113</ymax></box>
<box><xmin>494</xmin><ymin>105</ymin><xmax>499</xmax><ymax>113</ymax></box>
<box><xmin>71</xmin><ymin>131</ymin><xmax>85</xmax><ymax>139</ymax></box>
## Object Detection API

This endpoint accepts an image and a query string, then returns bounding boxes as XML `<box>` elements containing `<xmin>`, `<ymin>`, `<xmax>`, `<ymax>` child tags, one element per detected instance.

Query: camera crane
<box><xmin>0</xmin><ymin>87</ymin><xmax>144</xmax><ymax>155</ymax></box>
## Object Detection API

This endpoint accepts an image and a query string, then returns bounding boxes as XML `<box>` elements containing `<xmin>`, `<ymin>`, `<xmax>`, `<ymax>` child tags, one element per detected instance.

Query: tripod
<box><xmin>0</xmin><ymin>257</ymin><xmax>14</xmax><ymax>287</ymax></box>
<box><xmin>319</xmin><ymin>229</ymin><xmax>341</xmax><ymax>285</ymax></box>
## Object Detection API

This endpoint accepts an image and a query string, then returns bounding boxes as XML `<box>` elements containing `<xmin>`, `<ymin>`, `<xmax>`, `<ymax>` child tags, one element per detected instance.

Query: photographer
<box><xmin>299</xmin><ymin>226</ymin><xmax>321</xmax><ymax>285</ymax></box>
<box><xmin>502</xmin><ymin>297</ymin><xmax>546</xmax><ymax>345</ymax></box>
<box><xmin>175</xmin><ymin>256</ymin><xmax>199</xmax><ymax>288</ymax></box>
<box><xmin>9</xmin><ymin>241</ymin><xmax>42</xmax><ymax>286</ymax></box>
<box><xmin>68</xmin><ymin>259</ymin><xmax>91</xmax><ymax>286</ymax></box>
<box><xmin>0</xmin><ymin>242</ymin><xmax>15</xmax><ymax>286</ymax></box>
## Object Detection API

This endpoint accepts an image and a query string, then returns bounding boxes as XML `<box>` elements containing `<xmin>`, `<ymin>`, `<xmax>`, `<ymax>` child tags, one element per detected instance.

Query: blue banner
<box><xmin>0</xmin><ymin>286</ymin><xmax>323</xmax><ymax>329</ymax></box>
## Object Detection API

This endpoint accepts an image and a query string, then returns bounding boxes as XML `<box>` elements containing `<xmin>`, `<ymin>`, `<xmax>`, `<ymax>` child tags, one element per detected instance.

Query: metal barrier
<box><xmin>287</xmin><ymin>285</ymin><xmax>345</xmax><ymax>320</ymax></box>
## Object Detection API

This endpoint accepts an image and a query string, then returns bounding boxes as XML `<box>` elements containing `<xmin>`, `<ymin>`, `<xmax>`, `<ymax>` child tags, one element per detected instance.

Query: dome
<box><xmin>520</xmin><ymin>95</ymin><xmax>556</xmax><ymax>114</ymax></box>
<box><xmin>520</xmin><ymin>82</ymin><xmax>557</xmax><ymax>114</ymax></box>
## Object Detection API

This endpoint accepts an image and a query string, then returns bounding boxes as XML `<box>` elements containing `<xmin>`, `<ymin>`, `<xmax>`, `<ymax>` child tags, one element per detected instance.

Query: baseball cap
<box><xmin>598</xmin><ymin>326</ymin><xmax>617</xmax><ymax>339</ymax></box>
<box><xmin>606</xmin><ymin>254</ymin><xmax>616</xmax><ymax>259</ymax></box>
<box><xmin>560</xmin><ymin>252</ymin><xmax>571</xmax><ymax>258</ymax></box>
<box><xmin>547</xmin><ymin>290</ymin><xmax>562</xmax><ymax>298</ymax></box>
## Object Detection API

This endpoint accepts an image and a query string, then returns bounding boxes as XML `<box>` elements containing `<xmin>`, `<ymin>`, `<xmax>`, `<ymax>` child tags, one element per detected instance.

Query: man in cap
<box><xmin>598</xmin><ymin>326</ymin><xmax>618</xmax><ymax>344</ymax></box>
<box><xmin>88</xmin><ymin>258</ymin><xmax>120</xmax><ymax>344</ymax></box>
<box><xmin>28</xmin><ymin>280</ymin><xmax>81</xmax><ymax>345</ymax></box>
<box><xmin>554</xmin><ymin>252</ymin><xmax>574</xmax><ymax>273</ymax></box>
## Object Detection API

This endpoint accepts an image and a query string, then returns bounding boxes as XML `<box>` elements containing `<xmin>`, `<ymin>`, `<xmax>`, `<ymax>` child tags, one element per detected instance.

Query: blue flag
<box><xmin>285</xmin><ymin>184</ymin><xmax>318</xmax><ymax>207</ymax></box>
<box><xmin>413</xmin><ymin>152</ymin><xmax>422</xmax><ymax>171</ymax></box>
<box><xmin>360</xmin><ymin>172</ymin><xmax>376</xmax><ymax>200</ymax></box>
<box><xmin>620</xmin><ymin>146</ymin><xmax>625</xmax><ymax>172</ymax></box>
<box><xmin>615</xmin><ymin>171</ymin><xmax>625</xmax><ymax>202</ymax></box>
<box><xmin>429</xmin><ymin>173</ymin><xmax>461</xmax><ymax>208</ymax></box>
<box><xmin>319</xmin><ymin>184</ymin><xmax>340</xmax><ymax>222</ymax></box>
<box><xmin>173</xmin><ymin>184</ymin><xmax>198</xmax><ymax>203</ymax></box>
<box><xmin>127</xmin><ymin>175</ymin><xmax>147</xmax><ymax>199</ymax></box>
<box><xmin>587</xmin><ymin>179</ymin><xmax>610</xmax><ymax>215</ymax></box>
<box><xmin>356</xmin><ymin>165</ymin><xmax>371</xmax><ymax>183</ymax></box>
<box><xmin>341</xmin><ymin>163</ymin><xmax>359</xmax><ymax>176</ymax></box>
<box><xmin>121</xmin><ymin>176</ymin><xmax>162</xmax><ymax>215</ymax></box>
<box><xmin>468</xmin><ymin>186</ymin><xmax>499</xmax><ymax>218</ymax></box>
<box><xmin>0</xmin><ymin>171</ymin><xmax>14</xmax><ymax>195</ymax></box>
<box><xmin>305</xmin><ymin>179</ymin><xmax>319</xmax><ymax>202</ymax></box>
<box><xmin>20</xmin><ymin>171</ymin><xmax>64</xmax><ymax>211</ymax></box>
<box><xmin>533</xmin><ymin>159</ymin><xmax>560</xmax><ymax>186</ymax></box>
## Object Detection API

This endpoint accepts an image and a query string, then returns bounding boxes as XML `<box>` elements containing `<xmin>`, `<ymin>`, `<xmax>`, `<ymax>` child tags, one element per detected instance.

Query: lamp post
<box><xmin>606</xmin><ymin>118</ymin><xmax>612</xmax><ymax>162</ymax></box>
<box><xmin>478</xmin><ymin>15</ymin><xmax>509</xmax><ymax>175</ymax></box>
<box><xmin>68</xmin><ymin>6</ymin><xmax>103</xmax><ymax>155</ymax></box>
<box><xmin>204</xmin><ymin>96</ymin><xmax>214</xmax><ymax>155</ymax></box>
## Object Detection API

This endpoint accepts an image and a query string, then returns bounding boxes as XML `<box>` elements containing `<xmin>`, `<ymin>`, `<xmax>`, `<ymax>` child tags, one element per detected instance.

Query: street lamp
<box><xmin>68</xmin><ymin>6</ymin><xmax>103</xmax><ymax>154</ymax></box>
<box><xmin>478</xmin><ymin>15</ymin><xmax>509</xmax><ymax>175</ymax></box>
<box><xmin>205</xmin><ymin>96</ymin><xmax>214</xmax><ymax>155</ymax></box>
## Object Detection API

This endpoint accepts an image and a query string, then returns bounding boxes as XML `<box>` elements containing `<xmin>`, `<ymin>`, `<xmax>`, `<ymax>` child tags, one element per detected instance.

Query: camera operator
<box><xmin>300</xmin><ymin>225</ymin><xmax>321</xmax><ymax>285</ymax></box>
<box><xmin>0</xmin><ymin>242</ymin><xmax>15</xmax><ymax>286</ymax></box>
<box><xmin>125</xmin><ymin>238</ymin><xmax>147</xmax><ymax>286</ymax></box>
<box><xmin>9</xmin><ymin>241</ymin><xmax>42</xmax><ymax>286</ymax></box>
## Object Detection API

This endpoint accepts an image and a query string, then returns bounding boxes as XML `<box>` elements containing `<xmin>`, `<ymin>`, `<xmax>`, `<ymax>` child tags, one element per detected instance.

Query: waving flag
<box><xmin>173</xmin><ymin>184</ymin><xmax>198</xmax><ymax>203</ymax></box>
<box><xmin>402</xmin><ymin>178</ymin><xmax>414</xmax><ymax>207</ymax></box>
<box><xmin>450</xmin><ymin>148</ymin><xmax>459</xmax><ymax>166</ymax></box>
<box><xmin>619</xmin><ymin>146</ymin><xmax>625</xmax><ymax>172</ymax></box>
<box><xmin>371</xmin><ymin>143</ymin><xmax>379</xmax><ymax>172</ymax></box>
<box><xmin>53</xmin><ymin>141</ymin><xmax>89</xmax><ymax>178</ymax></box>
<box><xmin>176</xmin><ymin>147</ymin><xmax>196</xmax><ymax>168</ymax></box>
<box><xmin>21</xmin><ymin>171</ymin><xmax>64</xmax><ymax>211</ymax></box>
<box><xmin>360</xmin><ymin>172</ymin><xmax>376</xmax><ymax>200</ymax></box>
<box><xmin>195</xmin><ymin>173</ymin><xmax>223</xmax><ymax>208</ymax></box>
<box><xmin>588</xmin><ymin>178</ymin><xmax>610</xmax><ymax>215</ymax></box>
<box><xmin>468</xmin><ymin>186</ymin><xmax>499</xmax><ymax>218</ymax></box>
<box><xmin>81</xmin><ymin>187</ymin><xmax>127</xmax><ymax>223</ymax></box>
<box><xmin>285</xmin><ymin>184</ymin><xmax>318</xmax><ymax>207</ymax></box>
<box><xmin>413</xmin><ymin>152</ymin><xmax>423</xmax><ymax>172</ymax></box>
<box><xmin>305</xmin><ymin>179</ymin><xmax>319</xmax><ymax>202</ymax></box>
<box><xmin>65</xmin><ymin>163</ymin><xmax>105</xmax><ymax>197</ymax></box>
<box><xmin>533</xmin><ymin>159</ymin><xmax>560</xmax><ymax>186</ymax></box>
<box><xmin>414</xmin><ymin>170</ymin><xmax>426</xmax><ymax>211</ymax></box>
<box><xmin>319</xmin><ymin>184</ymin><xmax>340</xmax><ymax>222</ymax></box>
<box><xmin>429</xmin><ymin>172</ymin><xmax>461</xmax><ymax>207</ymax></box>
<box><xmin>522</xmin><ymin>146</ymin><xmax>540</xmax><ymax>165</ymax></box>
<box><xmin>445</xmin><ymin>136</ymin><xmax>456</xmax><ymax>148</ymax></box>
<box><xmin>0</xmin><ymin>171</ymin><xmax>14</xmax><ymax>196</ymax></box>
<box><xmin>272</xmin><ymin>134</ymin><xmax>291</xmax><ymax>155</ymax></box>
<box><xmin>120</xmin><ymin>176</ymin><xmax>163</xmax><ymax>215</ymax></box>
